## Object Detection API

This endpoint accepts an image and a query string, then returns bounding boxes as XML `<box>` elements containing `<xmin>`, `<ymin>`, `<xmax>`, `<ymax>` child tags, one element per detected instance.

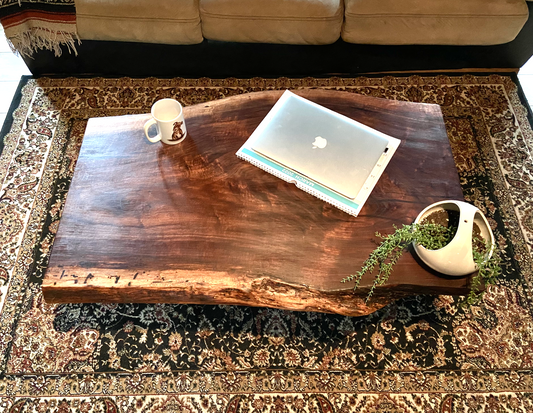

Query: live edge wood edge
<box><xmin>43</xmin><ymin>269</ymin><xmax>473</xmax><ymax>317</ymax></box>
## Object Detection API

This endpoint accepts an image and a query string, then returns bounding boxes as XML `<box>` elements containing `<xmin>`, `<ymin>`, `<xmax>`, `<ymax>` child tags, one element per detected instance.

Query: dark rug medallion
<box><xmin>0</xmin><ymin>75</ymin><xmax>532</xmax><ymax>412</ymax></box>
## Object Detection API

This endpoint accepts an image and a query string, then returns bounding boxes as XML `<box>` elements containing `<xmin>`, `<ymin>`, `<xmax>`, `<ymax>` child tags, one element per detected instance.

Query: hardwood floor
<box><xmin>1</xmin><ymin>26</ymin><xmax>533</xmax><ymax>131</ymax></box>
<box><xmin>0</xmin><ymin>27</ymin><xmax>31</xmax><ymax>129</ymax></box>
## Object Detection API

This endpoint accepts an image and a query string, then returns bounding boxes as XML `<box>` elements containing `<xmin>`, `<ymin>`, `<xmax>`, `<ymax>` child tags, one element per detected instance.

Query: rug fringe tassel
<box><xmin>6</xmin><ymin>27</ymin><xmax>80</xmax><ymax>58</ymax></box>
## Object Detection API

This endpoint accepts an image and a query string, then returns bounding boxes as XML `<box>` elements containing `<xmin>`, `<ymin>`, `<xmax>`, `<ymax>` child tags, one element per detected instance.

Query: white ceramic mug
<box><xmin>144</xmin><ymin>99</ymin><xmax>187</xmax><ymax>145</ymax></box>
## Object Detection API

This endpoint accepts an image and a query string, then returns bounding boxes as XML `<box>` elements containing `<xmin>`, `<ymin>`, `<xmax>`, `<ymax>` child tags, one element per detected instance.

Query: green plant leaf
<box><xmin>344</xmin><ymin>222</ymin><xmax>501</xmax><ymax>305</ymax></box>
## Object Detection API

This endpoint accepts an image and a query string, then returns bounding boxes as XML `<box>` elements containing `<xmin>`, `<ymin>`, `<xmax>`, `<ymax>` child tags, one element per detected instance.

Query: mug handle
<box><xmin>144</xmin><ymin>118</ymin><xmax>161</xmax><ymax>143</ymax></box>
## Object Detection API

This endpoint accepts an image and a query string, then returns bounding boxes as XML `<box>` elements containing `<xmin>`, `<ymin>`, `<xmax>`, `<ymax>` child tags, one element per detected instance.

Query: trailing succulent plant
<box><xmin>341</xmin><ymin>222</ymin><xmax>501</xmax><ymax>306</ymax></box>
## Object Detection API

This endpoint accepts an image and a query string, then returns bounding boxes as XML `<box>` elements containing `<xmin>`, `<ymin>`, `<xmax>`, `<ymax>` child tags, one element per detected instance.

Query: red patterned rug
<box><xmin>0</xmin><ymin>75</ymin><xmax>532</xmax><ymax>412</ymax></box>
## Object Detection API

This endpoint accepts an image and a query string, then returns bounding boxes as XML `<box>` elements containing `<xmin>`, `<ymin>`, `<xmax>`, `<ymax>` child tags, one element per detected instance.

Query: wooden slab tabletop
<box><xmin>43</xmin><ymin>89</ymin><xmax>467</xmax><ymax>316</ymax></box>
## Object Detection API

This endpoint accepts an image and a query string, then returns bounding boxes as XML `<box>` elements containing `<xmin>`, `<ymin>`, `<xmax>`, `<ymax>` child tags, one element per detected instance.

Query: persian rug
<box><xmin>0</xmin><ymin>0</ymin><xmax>78</xmax><ymax>57</ymax></box>
<box><xmin>1</xmin><ymin>75</ymin><xmax>533</xmax><ymax>412</ymax></box>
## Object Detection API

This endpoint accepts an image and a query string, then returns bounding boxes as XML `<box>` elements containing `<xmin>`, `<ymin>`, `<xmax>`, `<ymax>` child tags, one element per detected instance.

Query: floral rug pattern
<box><xmin>0</xmin><ymin>75</ymin><xmax>533</xmax><ymax>412</ymax></box>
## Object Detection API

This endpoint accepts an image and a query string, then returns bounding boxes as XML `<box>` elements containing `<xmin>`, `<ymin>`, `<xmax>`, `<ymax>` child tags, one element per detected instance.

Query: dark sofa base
<box><xmin>23</xmin><ymin>4</ymin><xmax>533</xmax><ymax>78</ymax></box>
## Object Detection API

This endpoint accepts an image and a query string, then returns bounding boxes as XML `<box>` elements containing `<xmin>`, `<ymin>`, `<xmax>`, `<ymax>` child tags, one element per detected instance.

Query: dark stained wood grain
<box><xmin>43</xmin><ymin>89</ymin><xmax>467</xmax><ymax>316</ymax></box>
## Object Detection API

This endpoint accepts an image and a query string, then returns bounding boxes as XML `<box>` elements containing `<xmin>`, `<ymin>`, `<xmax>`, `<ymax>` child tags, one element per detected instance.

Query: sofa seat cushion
<box><xmin>342</xmin><ymin>0</ymin><xmax>529</xmax><ymax>45</ymax></box>
<box><xmin>199</xmin><ymin>0</ymin><xmax>343</xmax><ymax>45</ymax></box>
<box><xmin>75</xmin><ymin>0</ymin><xmax>203</xmax><ymax>45</ymax></box>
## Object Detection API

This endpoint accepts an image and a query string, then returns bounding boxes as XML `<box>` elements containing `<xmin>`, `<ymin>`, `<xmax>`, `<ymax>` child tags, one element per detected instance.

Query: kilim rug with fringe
<box><xmin>0</xmin><ymin>75</ymin><xmax>533</xmax><ymax>412</ymax></box>
<box><xmin>0</xmin><ymin>1</ymin><xmax>78</xmax><ymax>58</ymax></box>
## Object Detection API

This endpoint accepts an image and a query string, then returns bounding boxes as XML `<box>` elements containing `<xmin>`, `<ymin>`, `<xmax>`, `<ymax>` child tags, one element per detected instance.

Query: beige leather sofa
<box><xmin>75</xmin><ymin>0</ymin><xmax>530</xmax><ymax>47</ymax></box>
<box><xmin>22</xmin><ymin>0</ymin><xmax>533</xmax><ymax>78</ymax></box>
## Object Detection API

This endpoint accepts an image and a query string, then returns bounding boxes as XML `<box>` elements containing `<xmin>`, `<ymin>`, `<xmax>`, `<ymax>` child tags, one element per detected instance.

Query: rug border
<box><xmin>1</xmin><ymin>74</ymin><xmax>533</xmax><ymax>402</ymax></box>
<box><xmin>0</xmin><ymin>75</ymin><xmax>31</xmax><ymax>157</ymax></box>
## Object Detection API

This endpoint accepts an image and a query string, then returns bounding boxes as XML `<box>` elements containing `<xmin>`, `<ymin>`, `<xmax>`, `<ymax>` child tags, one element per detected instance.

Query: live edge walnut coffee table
<box><xmin>44</xmin><ymin>90</ymin><xmax>468</xmax><ymax>317</ymax></box>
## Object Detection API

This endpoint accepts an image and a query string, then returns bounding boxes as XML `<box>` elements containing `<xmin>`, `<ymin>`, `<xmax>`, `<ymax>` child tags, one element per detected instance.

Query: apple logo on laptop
<box><xmin>312</xmin><ymin>136</ymin><xmax>327</xmax><ymax>149</ymax></box>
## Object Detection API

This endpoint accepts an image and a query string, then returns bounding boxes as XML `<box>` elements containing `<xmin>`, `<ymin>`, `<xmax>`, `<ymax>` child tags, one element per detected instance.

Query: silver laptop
<box><xmin>251</xmin><ymin>91</ymin><xmax>396</xmax><ymax>200</ymax></box>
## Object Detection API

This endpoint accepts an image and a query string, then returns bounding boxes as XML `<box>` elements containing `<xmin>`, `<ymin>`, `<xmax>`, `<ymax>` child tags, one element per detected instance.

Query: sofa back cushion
<box><xmin>199</xmin><ymin>0</ymin><xmax>343</xmax><ymax>45</ymax></box>
<box><xmin>342</xmin><ymin>0</ymin><xmax>529</xmax><ymax>45</ymax></box>
<box><xmin>75</xmin><ymin>0</ymin><xmax>203</xmax><ymax>45</ymax></box>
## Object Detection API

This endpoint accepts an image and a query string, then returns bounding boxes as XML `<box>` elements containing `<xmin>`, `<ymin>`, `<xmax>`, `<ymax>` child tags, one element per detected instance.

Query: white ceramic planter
<box><xmin>413</xmin><ymin>200</ymin><xmax>495</xmax><ymax>277</ymax></box>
